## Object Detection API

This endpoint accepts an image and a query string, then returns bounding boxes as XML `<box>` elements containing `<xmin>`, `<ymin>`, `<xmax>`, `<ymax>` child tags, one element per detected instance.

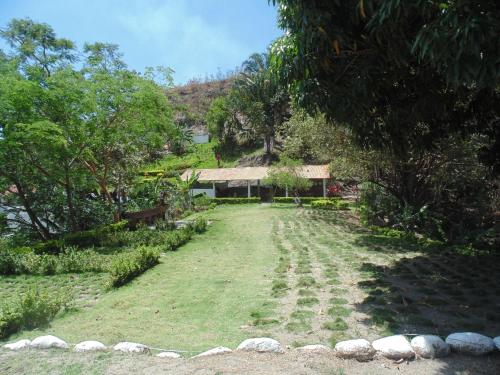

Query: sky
<box><xmin>0</xmin><ymin>0</ymin><xmax>282</xmax><ymax>84</ymax></box>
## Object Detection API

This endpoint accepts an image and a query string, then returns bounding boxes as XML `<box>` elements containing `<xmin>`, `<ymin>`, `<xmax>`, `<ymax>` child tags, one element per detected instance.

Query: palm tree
<box><xmin>233</xmin><ymin>53</ymin><xmax>289</xmax><ymax>157</ymax></box>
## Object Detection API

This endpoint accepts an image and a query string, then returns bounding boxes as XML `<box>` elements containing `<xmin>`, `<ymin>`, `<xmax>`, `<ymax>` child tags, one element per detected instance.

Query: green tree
<box><xmin>265</xmin><ymin>158</ymin><xmax>312</xmax><ymax>205</ymax></box>
<box><xmin>270</xmin><ymin>1</ymin><xmax>499</xmax><ymax>244</ymax></box>
<box><xmin>0</xmin><ymin>19</ymin><xmax>177</xmax><ymax>238</ymax></box>
<box><xmin>232</xmin><ymin>52</ymin><xmax>289</xmax><ymax>156</ymax></box>
<box><xmin>0</xmin><ymin>18</ymin><xmax>75</xmax><ymax>78</ymax></box>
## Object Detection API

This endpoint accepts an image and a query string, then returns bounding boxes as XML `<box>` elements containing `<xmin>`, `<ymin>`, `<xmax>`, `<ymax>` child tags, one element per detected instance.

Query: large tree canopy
<box><xmin>0</xmin><ymin>19</ymin><xmax>177</xmax><ymax>239</ymax></box>
<box><xmin>270</xmin><ymin>0</ymin><xmax>500</xmax><ymax>170</ymax></box>
<box><xmin>270</xmin><ymin>1</ymin><xmax>499</xmax><ymax>246</ymax></box>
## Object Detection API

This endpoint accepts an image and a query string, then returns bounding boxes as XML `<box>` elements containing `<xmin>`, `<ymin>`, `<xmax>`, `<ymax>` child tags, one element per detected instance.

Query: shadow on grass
<box><xmin>352</xmin><ymin>234</ymin><xmax>500</xmax><ymax>337</ymax></box>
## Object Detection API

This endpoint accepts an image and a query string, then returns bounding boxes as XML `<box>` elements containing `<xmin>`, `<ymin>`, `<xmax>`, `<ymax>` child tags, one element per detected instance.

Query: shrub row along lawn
<box><xmin>0</xmin><ymin>218</ymin><xmax>208</xmax><ymax>339</ymax></box>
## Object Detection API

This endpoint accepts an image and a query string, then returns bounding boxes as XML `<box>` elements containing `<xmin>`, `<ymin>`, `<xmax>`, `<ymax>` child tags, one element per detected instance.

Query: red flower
<box><xmin>327</xmin><ymin>183</ymin><xmax>342</xmax><ymax>197</ymax></box>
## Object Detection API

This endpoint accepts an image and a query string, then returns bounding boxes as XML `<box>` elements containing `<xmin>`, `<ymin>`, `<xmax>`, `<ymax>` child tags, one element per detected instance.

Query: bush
<box><xmin>0</xmin><ymin>247</ymin><xmax>107</xmax><ymax>276</ymax></box>
<box><xmin>211</xmin><ymin>197</ymin><xmax>261</xmax><ymax>204</ymax></box>
<box><xmin>189</xmin><ymin>218</ymin><xmax>207</xmax><ymax>233</ymax></box>
<box><xmin>32</xmin><ymin>220</ymin><xmax>129</xmax><ymax>254</ymax></box>
<box><xmin>311</xmin><ymin>199</ymin><xmax>350</xmax><ymax>210</ymax></box>
<box><xmin>0</xmin><ymin>288</ymin><xmax>67</xmax><ymax>339</ymax></box>
<box><xmin>108</xmin><ymin>246</ymin><xmax>161</xmax><ymax>287</ymax></box>
<box><xmin>273</xmin><ymin>197</ymin><xmax>339</xmax><ymax>204</ymax></box>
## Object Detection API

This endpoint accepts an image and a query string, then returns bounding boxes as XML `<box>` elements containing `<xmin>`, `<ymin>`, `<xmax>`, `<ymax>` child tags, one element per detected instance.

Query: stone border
<box><xmin>2</xmin><ymin>333</ymin><xmax>500</xmax><ymax>361</ymax></box>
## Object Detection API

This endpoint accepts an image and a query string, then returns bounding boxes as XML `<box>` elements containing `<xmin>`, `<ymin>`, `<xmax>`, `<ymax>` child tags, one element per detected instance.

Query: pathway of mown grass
<box><xmin>5</xmin><ymin>205</ymin><xmax>279</xmax><ymax>353</ymax></box>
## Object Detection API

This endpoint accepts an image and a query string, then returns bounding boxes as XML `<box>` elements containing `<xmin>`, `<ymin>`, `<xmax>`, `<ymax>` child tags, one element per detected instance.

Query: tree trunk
<box><xmin>64</xmin><ymin>165</ymin><xmax>78</xmax><ymax>232</ymax></box>
<box><xmin>14</xmin><ymin>182</ymin><xmax>51</xmax><ymax>240</ymax></box>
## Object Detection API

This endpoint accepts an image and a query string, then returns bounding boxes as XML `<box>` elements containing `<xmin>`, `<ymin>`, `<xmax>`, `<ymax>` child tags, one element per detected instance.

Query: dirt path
<box><xmin>1</xmin><ymin>349</ymin><xmax>499</xmax><ymax>375</ymax></box>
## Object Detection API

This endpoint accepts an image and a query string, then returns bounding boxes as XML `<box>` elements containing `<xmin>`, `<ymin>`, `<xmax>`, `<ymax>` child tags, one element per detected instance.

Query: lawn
<box><xmin>3</xmin><ymin>205</ymin><xmax>280</xmax><ymax>353</ymax></box>
<box><xmin>2</xmin><ymin>204</ymin><xmax>499</xmax><ymax>354</ymax></box>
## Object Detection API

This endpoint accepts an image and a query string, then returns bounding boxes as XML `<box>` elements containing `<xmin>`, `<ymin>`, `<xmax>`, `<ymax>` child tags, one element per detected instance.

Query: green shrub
<box><xmin>0</xmin><ymin>247</ymin><xmax>107</xmax><ymax>276</ymax></box>
<box><xmin>109</xmin><ymin>246</ymin><xmax>161</xmax><ymax>287</ymax></box>
<box><xmin>211</xmin><ymin>197</ymin><xmax>261</xmax><ymax>204</ymax></box>
<box><xmin>311</xmin><ymin>199</ymin><xmax>349</xmax><ymax>210</ymax></box>
<box><xmin>273</xmin><ymin>197</ymin><xmax>339</xmax><ymax>204</ymax></box>
<box><xmin>32</xmin><ymin>220</ymin><xmax>130</xmax><ymax>254</ymax></box>
<box><xmin>194</xmin><ymin>194</ymin><xmax>212</xmax><ymax>207</ymax></box>
<box><xmin>190</xmin><ymin>218</ymin><xmax>208</xmax><ymax>233</ymax></box>
<box><xmin>0</xmin><ymin>288</ymin><xmax>67</xmax><ymax>339</ymax></box>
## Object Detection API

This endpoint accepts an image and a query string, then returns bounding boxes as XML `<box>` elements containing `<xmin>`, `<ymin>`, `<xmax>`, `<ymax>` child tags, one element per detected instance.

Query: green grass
<box><xmin>2</xmin><ymin>205</ymin><xmax>279</xmax><ymax>352</ymax></box>
<box><xmin>0</xmin><ymin>273</ymin><xmax>108</xmax><ymax>311</ymax></box>
<box><xmin>323</xmin><ymin>318</ymin><xmax>348</xmax><ymax>331</ymax></box>
<box><xmin>286</xmin><ymin>320</ymin><xmax>312</xmax><ymax>333</ymax></box>
<box><xmin>297</xmin><ymin>276</ymin><xmax>316</xmax><ymax>287</ymax></box>
<box><xmin>297</xmin><ymin>297</ymin><xmax>319</xmax><ymax>307</ymax></box>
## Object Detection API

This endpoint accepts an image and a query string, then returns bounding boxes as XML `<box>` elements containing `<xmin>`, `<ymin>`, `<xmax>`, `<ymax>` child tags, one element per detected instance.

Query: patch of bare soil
<box><xmin>1</xmin><ymin>349</ymin><xmax>499</xmax><ymax>375</ymax></box>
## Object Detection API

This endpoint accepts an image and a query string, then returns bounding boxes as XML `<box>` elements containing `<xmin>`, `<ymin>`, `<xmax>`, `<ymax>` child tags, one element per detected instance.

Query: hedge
<box><xmin>108</xmin><ymin>246</ymin><xmax>161</xmax><ymax>287</ymax></box>
<box><xmin>310</xmin><ymin>199</ymin><xmax>350</xmax><ymax>210</ymax></box>
<box><xmin>273</xmin><ymin>197</ymin><xmax>340</xmax><ymax>204</ymax></box>
<box><xmin>211</xmin><ymin>197</ymin><xmax>261</xmax><ymax>204</ymax></box>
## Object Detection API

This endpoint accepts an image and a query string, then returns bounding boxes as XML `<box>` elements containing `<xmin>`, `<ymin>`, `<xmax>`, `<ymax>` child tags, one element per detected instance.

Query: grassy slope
<box><xmin>6</xmin><ymin>205</ymin><xmax>278</xmax><ymax>352</ymax></box>
<box><xmin>142</xmin><ymin>142</ymin><xmax>263</xmax><ymax>175</ymax></box>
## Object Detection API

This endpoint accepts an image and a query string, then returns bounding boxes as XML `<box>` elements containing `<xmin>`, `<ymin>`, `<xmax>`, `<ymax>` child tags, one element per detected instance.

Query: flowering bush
<box><xmin>327</xmin><ymin>183</ymin><xmax>343</xmax><ymax>197</ymax></box>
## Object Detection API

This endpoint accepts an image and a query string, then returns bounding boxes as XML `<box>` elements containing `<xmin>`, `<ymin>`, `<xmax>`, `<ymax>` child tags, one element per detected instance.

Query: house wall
<box><xmin>193</xmin><ymin>134</ymin><xmax>209</xmax><ymax>144</ymax></box>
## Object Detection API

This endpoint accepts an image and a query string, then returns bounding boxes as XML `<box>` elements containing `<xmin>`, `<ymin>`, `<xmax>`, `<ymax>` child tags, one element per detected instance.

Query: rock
<box><xmin>193</xmin><ymin>346</ymin><xmax>232</xmax><ymax>358</ymax></box>
<box><xmin>113</xmin><ymin>342</ymin><xmax>149</xmax><ymax>354</ymax></box>
<box><xmin>157</xmin><ymin>351</ymin><xmax>182</xmax><ymax>358</ymax></box>
<box><xmin>334</xmin><ymin>339</ymin><xmax>375</xmax><ymax>360</ymax></box>
<box><xmin>297</xmin><ymin>344</ymin><xmax>332</xmax><ymax>352</ymax></box>
<box><xmin>236</xmin><ymin>338</ymin><xmax>284</xmax><ymax>353</ymax></box>
<box><xmin>30</xmin><ymin>335</ymin><xmax>68</xmax><ymax>349</ymax></box>
<box><xmin>410</xmin><ymin>335</ymin><xmax>449</xmax><ymax>358</ymax></box>
<box><xmin>372</xmin><ymin>335</ymin><xmax>414</xmax><ymax>360</ymax></box>
<box><xmin>494</xmin><ymin>337</ymin><xmax>500</xmax><ymax>350</ymax></box>
<box><xmin>445</xmin><ymin>332</ymin><xmax>495</xmax><ymax>356</ymax></box>
<box><xmin>3</xmin><ymin>339</ymin><xmax>31</xmax><ymax>351</ymax></box>
<box><xmin>74</xmin><ymin>340</ymin><xmax>107</xmax><ymax>352</ymax></box>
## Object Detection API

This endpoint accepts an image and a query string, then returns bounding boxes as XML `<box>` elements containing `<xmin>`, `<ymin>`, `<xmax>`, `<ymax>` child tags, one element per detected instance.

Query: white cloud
<box><xmin>115</xmin><ymin>0</ymin><xmax>248</xmax><ymax>82</ymax></box>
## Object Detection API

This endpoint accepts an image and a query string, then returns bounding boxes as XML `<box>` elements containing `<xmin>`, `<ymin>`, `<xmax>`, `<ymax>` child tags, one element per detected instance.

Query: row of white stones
<box><xmin>2</xmin><ymin>333</ymin><xmax>500</xmax><ymax>360</ymax></box>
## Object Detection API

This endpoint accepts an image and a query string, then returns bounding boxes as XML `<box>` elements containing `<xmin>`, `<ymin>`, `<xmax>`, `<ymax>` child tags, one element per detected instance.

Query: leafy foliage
<box><xmin>265</xmin><ymin>158</ymin><xmax>313</xmax><ymax>201</ymax></box>
<box><xmin>0</xmin><ymin>19</ymin><xmax>177</xmax><ymax>238</ymax></box>
<box><xmin>270</xmin><ymin>1</ymin><xmax>500</xmax><ymax>245</ymax></box>
<box><xmin>0</xmin><ymin>287</ymin><xmax>67</xmax><ymax>339</ymax></box>
<box><xmin>108</xmin><ymin>245</ymin><xmax>161</xmax><ymax>287</ymax></box>
<box><xmin>310</xmin><ymin>199</ymin><xmax>349</xmax><ymax>210</ymax></box>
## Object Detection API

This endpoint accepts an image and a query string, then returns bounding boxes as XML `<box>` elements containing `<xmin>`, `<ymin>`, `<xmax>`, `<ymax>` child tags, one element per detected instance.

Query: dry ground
<box><xmin>1</xmin><ymin>349</ymin><xmax>499</xmax><ymax>375</ymax></box>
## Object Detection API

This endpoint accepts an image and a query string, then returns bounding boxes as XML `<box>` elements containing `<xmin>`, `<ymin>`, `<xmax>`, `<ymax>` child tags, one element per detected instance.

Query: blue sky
<box><xmin>0</xmin><ymin>0</ymin><xmax>282</xmax><ymax>84</ymax></box>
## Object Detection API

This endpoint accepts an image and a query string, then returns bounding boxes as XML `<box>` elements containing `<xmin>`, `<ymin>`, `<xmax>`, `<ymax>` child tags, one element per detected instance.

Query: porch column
<box><xmin>247</xmin><ymin>180</ymin><xmax>251</xmax><ymax>198</ymax></box>
<box><xmin>212</xmin><ymin>182</ymin><xmax>216</xmax><ymax>198</ymax></box>
<box><xmin>323</xmin><ymin>178</ymin><xmax>327</xmax><ymax>198</ymax></box>
<box><xmin>285</xmin><ymin>186</ymin><xmax>289</xmax><ymax>198</ymax></box>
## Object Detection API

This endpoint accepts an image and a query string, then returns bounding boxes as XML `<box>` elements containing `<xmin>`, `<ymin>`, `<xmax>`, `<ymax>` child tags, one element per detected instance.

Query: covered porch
<box><xmin>181</xmin><ymin>165</ymin><xmax>331</xmax><ymax>200</ymax></box>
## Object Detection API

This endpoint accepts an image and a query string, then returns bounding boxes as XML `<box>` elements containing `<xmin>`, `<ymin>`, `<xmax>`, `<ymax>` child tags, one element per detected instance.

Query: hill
<box><xmin>167</xmin><ymin>78</ymin><xmax>234</xmax><ymax>135</ymax></box>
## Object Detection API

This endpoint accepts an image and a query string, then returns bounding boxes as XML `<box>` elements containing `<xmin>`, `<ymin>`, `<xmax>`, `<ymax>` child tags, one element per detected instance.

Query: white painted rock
<box><xmin>30</xmin><ymin>335</ymin><xmax>68</xmax><ymax>349</ymax></box>
<box><xmin>3</xmin><ymin>339</ymin><xmax>31</xmax><ymax>351</ymax></box>
<box><xmin>296</xmin><ymin>344</ymin><xmax>331</xmax><ymax>352</ymax></box>
<box><xmin>113</xmin><ymin>342</ymin><xmax>149</xmax><ymax>353</ymax></box>
<box><xmin>156</xmin><ymin>351</ymin><xmax>182</xmax><ymax>358</ymax></box>
<box><xmin>74</xmin><ymin>340</ymin><xmax>106</xmax><ymax>352</ymax></box>
<box><xmin>334</xmin><ymin>339</ymin><xmax>375</xmax><ymax>360</ymax></box>
<box><xmin>237</xmin><ymin>338</ymin><xmax>284</xmax><ymax>353</ymax></box>
<box><xmin>494</xmin><ymin>337</ymin><xmax>500</xmax><ymax>350</ymax></box>
<box><xmin>410</xmin><ymin>335</ymin><xmax>449</xmax><ymax>358</ymax></box>
<box><xmin>372</xmin><ymin>335</ymin><xmax>414</xmax><ymax>360</ymax></box>
<box><xmin>193</xmin><ymin>346</ymin><xmax>232</xmax><ymax>357</ymax></box>
<box><xmin>445</xmin><ymin>332</ymin><xmax>495</xmax><ymax>356</ymax></box>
